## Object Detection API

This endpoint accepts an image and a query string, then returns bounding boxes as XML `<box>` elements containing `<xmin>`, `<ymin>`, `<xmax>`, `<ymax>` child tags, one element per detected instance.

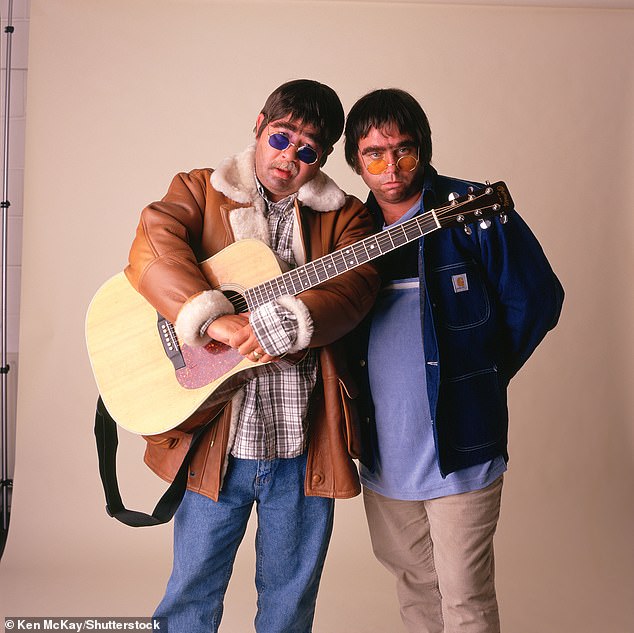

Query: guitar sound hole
<box><xmin>224</xmin><ymin>290</ymin><xmax>248</xmax><ymax>313</ymax></box>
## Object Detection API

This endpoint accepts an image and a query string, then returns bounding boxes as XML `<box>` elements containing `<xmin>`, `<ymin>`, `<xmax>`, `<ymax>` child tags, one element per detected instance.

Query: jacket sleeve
<box><xmin>477</xmin><ymin>209</ymin><xmax>564</xmax><ymax>381</ymax></box>
<box><xmin>124</xmin><ymin>169</ymin><xmax>234</xmax><ymax>346</ymax></box>
<box><xmin>298</xmin><ymin>196</ymin><xmax>382</xmax><ymax>348</ymax></box>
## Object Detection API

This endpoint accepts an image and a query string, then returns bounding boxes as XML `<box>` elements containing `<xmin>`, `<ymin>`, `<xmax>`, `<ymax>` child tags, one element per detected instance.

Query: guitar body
<box><xmin>85</xmin><ymin>240</ymin><xmax>286</xmax><ymax>435</ymax></box>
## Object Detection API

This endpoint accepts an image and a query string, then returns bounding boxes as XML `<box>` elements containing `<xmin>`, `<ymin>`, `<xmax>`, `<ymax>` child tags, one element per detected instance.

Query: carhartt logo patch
<box><xmin>451</xmin><ymin>273</ymin><xmax>469</xmax><ymax>293</ymax></box>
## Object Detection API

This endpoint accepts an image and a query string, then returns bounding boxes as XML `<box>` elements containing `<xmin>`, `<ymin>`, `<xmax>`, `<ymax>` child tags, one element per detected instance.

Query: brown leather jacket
<box><xmin>125</xmin><ymin>145</ymin><xmax>380</xmax><ymax>500</ymax></box>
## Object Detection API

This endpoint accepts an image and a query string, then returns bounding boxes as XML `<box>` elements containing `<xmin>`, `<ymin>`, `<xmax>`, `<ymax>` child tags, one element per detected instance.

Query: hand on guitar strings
<box><xmin>205</xmin><ymin>313</ymin><xmax>278</xmax><ymax>364</ymax></box>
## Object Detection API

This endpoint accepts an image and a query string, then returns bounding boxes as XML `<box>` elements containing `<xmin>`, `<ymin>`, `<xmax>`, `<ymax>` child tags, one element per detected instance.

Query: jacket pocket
<box><xmin>339</xmin><ymin>375</ymin><xmax>361</xmax><ymax>459</ymax></box>
<box><xmin>143</xmin><ymin>428</ymin><xmax>193</xmax><ymax>484</ymax></box>
<box><xmin>444</xmin><ymin>367</ymin><xmax>505</xmax><ymax>452</ymax></box>
<box><xmin>144</xmin><ymin>428</ymin><xmax>191</xmax><ymax>449</ymax></box>
<box><xmin>429</xmin><ymin>260</ymin><xmax>490</xmax><ymax>330</ymax></box>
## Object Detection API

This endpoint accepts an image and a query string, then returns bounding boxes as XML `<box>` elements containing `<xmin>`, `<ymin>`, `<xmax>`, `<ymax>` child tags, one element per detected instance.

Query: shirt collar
<box><xmin>255</xmin><ymin>172</ymin><xmax>297</xmax><ymax>214</ymax></box>
<box><xmin>382</xmin><ymin>194</ymin><xmax>422</xmax><ymax>230</ymax></box>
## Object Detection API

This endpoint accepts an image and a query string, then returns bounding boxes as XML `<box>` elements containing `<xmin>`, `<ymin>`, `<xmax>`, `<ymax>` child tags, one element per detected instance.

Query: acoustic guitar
<box><xmin>85</xmin><ymin>182</ymin><xmax>513</xmax><ymax>435</ymax></box>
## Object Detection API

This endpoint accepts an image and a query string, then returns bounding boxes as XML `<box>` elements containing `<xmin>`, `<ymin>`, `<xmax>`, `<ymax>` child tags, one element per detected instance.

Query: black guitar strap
<box><xmin>94</xmin><ymin>397</ymin><xmax>209</xmax><ymax>527</ymax></box>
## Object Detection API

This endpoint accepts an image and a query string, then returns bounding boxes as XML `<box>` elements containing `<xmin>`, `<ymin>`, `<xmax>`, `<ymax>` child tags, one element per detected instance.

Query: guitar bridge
<box><xmin>157</xmin><ymin>313</ymin><xmax>186</xmax><ymax>370</ymax></box>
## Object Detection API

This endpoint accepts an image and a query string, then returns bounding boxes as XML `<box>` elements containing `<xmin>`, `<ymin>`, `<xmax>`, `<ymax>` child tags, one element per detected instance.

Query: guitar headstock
<box><xmin>435</xmin><ymin>181</ymin><xmax>514</xmax><ymax>235</ymax></box>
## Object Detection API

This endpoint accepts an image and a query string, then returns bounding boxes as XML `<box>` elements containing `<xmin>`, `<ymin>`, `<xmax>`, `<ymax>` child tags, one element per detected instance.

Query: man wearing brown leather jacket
<box><xmin>125</xmin><ymin>79</ymin><xmax>380</xmax><ymax>633</ymax></box>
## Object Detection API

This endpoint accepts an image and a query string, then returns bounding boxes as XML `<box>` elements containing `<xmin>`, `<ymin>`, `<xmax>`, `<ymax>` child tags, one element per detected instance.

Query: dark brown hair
<box><xmin>256</xmin><ymin>79</ymin><xmax>344</xmax><ymax>151</ymax></box>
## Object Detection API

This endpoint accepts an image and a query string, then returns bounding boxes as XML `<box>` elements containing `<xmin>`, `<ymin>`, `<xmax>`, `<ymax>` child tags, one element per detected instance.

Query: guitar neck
<box><xmin>243</xmin><ymin>181</ymin><xmax>512</xmax><ymax>310</ymax></box>
<box><xmin>244</xmin><ymin>208</ymin><xmax>441</xmax><ymax>309</ymax></box>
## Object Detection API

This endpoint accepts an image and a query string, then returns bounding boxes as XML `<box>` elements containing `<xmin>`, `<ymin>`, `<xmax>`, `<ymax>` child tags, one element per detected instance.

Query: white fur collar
<box><xmin>210</xmin><ymin>143</ymin><xmax>346</xmax><ymax>212</ymax></box>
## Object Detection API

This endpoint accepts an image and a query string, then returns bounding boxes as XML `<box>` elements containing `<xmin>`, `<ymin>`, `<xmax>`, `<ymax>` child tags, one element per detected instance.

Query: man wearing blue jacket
<box><xmin>344</xmin><ymin>88</ymin><xmax>564</xmax><ymax>633</ymax></box>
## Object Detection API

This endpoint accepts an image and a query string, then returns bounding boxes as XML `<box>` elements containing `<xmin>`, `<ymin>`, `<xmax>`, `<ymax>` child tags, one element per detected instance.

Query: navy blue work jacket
<box><xmin>351</xmin><ymin>167</ymin><xmax>564</xmax><ymax>476</ymax></box>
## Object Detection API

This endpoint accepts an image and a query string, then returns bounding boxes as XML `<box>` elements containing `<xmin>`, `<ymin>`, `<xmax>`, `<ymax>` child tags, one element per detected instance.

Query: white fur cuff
<box><xmin>276</xmin><ymin>295</ymin><xmax>314</xmax><ymax>353</ymax></box>
<box><xmin>174</xmin><ymin>289</ymin><xmax>235</xmax><ymax>347</ymax></box>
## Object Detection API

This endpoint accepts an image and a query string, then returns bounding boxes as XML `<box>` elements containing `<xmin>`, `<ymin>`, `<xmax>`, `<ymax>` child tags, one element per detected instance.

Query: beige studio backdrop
<box><xmin>1</xmin><ymin>0</ymin><xmax>633</xmax><ymax>631</ymax></box>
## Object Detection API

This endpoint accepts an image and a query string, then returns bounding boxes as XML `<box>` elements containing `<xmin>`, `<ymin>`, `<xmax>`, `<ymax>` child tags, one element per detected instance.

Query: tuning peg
<box><xmin>463</xmin><ymin>225</ymin><xmax>473</xmax><ymax>236</ymax></box>
<box><xmin>479</xmin><ymin>219</ymin><xmax>492</xmax><ymax>230</ymax></box>
<box><xmin>448</xmin><ymin>192</ymin><xmax>460</xmax><ymax>204</ymax></box>
<box><xmin>499</xmin><ymin>213</ymin><xmax>508</xmax><ymax>224</ymax></box>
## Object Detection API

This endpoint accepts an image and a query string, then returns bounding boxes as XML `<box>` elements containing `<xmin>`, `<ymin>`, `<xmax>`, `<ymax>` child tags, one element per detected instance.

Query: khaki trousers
<box><xmin>363</xmin><ymin>476</ymin><xmax>503</xmax><ymax>633</ymax></box>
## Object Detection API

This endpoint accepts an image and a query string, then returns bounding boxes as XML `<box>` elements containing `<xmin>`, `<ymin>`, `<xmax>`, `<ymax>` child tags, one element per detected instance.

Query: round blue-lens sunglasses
<box><xmin>267</xmin><ymin>128</ymin><xmax>320</xmax><ymax>165</ymax></box>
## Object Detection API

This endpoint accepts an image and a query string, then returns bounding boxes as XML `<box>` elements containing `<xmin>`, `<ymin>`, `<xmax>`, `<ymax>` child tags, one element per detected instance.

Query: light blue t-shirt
<box><xmin>359</xmin><ymin>206</ymin><xmax>506</xmax><ymax>501</ymax></box>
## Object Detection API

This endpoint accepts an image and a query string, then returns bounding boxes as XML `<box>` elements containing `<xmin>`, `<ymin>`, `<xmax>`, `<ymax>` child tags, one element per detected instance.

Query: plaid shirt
<box><xmin>230</xmin><ymin>181</ymin><xmax>318</xmax><ymax>459</ymax></box>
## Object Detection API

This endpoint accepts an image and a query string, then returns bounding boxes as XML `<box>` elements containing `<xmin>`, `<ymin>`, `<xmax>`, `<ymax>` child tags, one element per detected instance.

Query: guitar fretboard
<box><xmin>244</xmin><ymin>209</ymin><xmax>441</xmax><ymax>309</ymax></box>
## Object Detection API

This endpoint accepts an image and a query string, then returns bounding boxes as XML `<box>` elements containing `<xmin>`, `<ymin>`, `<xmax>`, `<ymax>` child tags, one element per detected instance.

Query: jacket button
<box><xmin>312</xmin><ymin>473</ymin><xmax>323</xmax><ymax>485</ymax></box>
<box><xmin>359</xmin><ymin>359</ymin><xmax>366</xmax><ymax>367</ymax></box>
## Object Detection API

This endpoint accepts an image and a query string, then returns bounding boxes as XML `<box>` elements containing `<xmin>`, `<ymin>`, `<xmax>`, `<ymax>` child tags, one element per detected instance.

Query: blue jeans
<box><xmin>154</xmin><ymin>452</ymin><xmax>335</xmax><ymax>633</ymax></box>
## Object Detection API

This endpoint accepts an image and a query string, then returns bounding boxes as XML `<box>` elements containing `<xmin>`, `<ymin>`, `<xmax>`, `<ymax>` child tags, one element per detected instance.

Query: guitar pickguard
<box><xmin>176</xmin><ymin>341</ymin><xmax>245</xmax><ymax>389</ymax></box>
